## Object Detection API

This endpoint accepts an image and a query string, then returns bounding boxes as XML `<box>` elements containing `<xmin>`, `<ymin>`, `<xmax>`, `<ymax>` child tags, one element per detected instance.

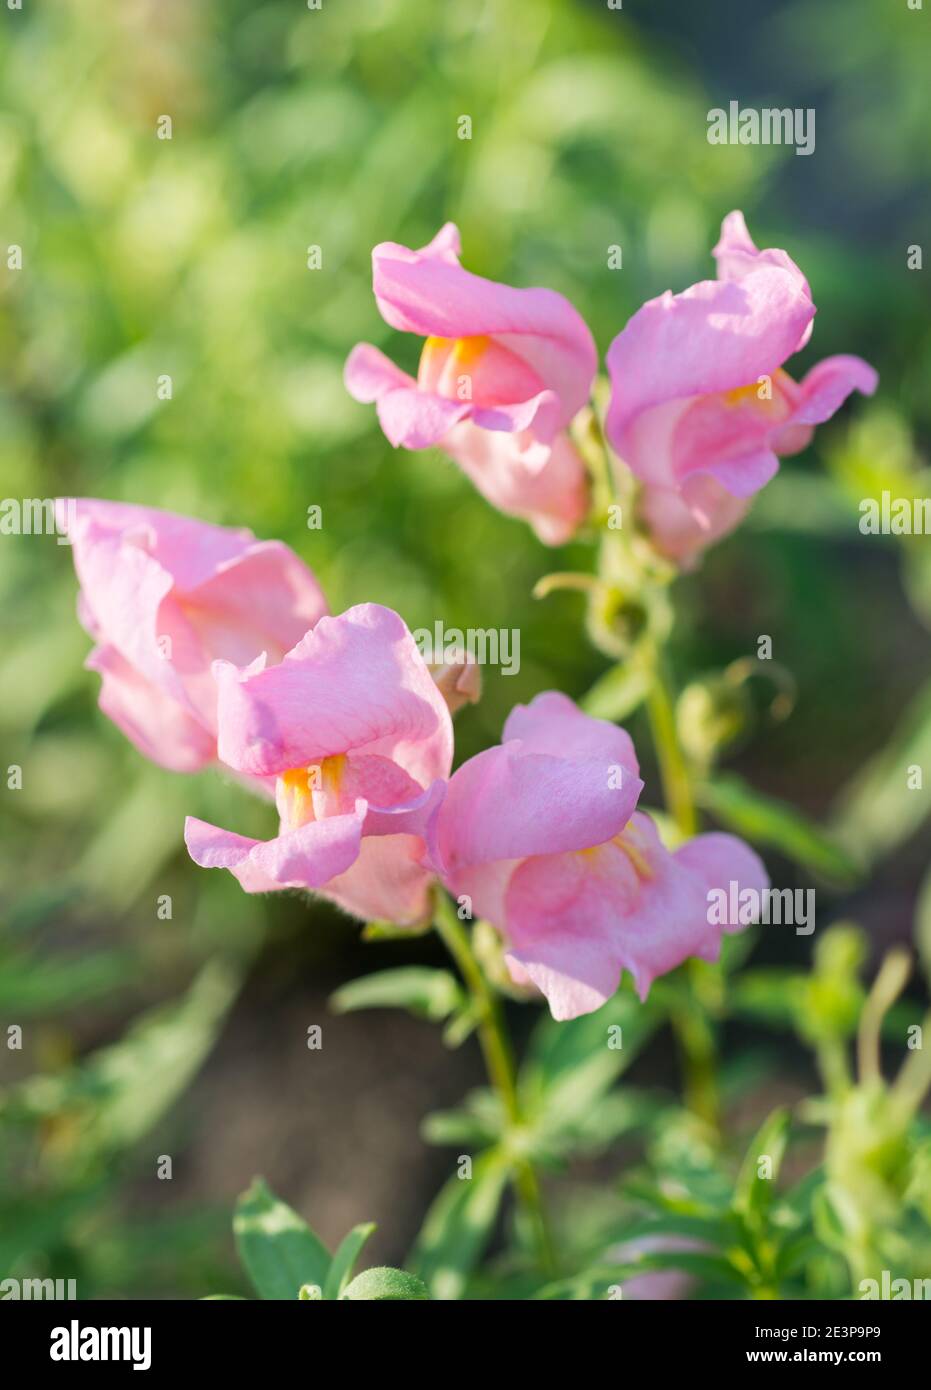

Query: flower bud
<box><xmin>676</xmin><ymin>675</ymin><xmax>750</xmax><ymax>769</ymax></box>
<box><xmin>429</xmin><ymin>652</ymin><xmax>482</xmax><ymax>715</ymax></box>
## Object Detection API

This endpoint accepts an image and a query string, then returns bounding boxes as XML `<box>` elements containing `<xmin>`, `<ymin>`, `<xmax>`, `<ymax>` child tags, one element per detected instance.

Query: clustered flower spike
<box><xmin>62</xmin><ymin>210</ymin><xmax>877</xmax><ymax>1021</ymax></box>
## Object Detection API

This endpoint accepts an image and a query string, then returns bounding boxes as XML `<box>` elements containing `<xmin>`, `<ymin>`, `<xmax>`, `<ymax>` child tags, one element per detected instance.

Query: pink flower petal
<box><xmin>87</xmin><ymin>644</ymin><xmax>216</xmax><ymax>773</ymax></box>
<box><xmin>370</xmin><ymin>227</ymin><xmax>597</xmax><ymax>426</ymax></box>
<box><xmin>788</xmin><ymin>354</ymin><xmax>879</xmax><ymax>427</ymax></box>
<box><xmin>215</xmin><ymin>603</ymin><xmax>453</xmax><ymax>787</ymax></box>
<box><xmin>184</xmin><ymin>806</ymin><xmax>366</xmax><ymax>895</ymax></box>
<box><xmin>605</xmin><ymin>269</ymin><xmax>816</xmax><ymax>467</ymax></box>
<box><xmin>440</xmin><ymin>422</ymin><xmax>589</xmax><ymax>545</ymax></box>
<box><xmin>437</xmin><ymin>694</ymin><xmax>643</xmax><ymax>875</ymax></box>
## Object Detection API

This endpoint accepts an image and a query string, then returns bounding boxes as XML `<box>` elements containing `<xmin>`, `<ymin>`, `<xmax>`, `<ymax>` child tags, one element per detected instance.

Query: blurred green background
<box><xmin>1</xmin><ymin>0</ymin><xmax>929</xmax><ymax>1297</ymax></box>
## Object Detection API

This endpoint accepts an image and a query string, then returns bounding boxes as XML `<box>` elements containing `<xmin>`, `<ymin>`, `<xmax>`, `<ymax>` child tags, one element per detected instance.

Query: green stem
<box><xmin>645</xmin><ymin>651</ymin><xmax>698</xmax><ymax>839</ymax></box>
<box><xmin>432</xmin><ymin>890</ymin><xmax>556</xmax><ymax>1275</ymax></box>
<box><xmin>646</xmin><ymin>653</ymin><xmax>722</xmax><ymax>1132</ymax></box>
<box><xmin>581</xmin><ymin>413</ymin><xmax>720</xmax><ymax>1130</ymax></box>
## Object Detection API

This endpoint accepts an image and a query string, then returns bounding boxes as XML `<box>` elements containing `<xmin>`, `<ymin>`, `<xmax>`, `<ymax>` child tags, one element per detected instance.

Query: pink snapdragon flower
<box><xmin>184</xmin><ymin>604</ymin><xmax>453</xmax><ymax>926</ymax></box>
<box><xmin>63</xmin><ymin>500</ymin><xmax>328</xmax><ymax>773</ymax></box>
<box><xmin>605</xmin><ymin>211</ymin><xmax>878</xmax><ymax>567</ymax></box>
<box><xmin>434</xmin><ymin>691</ymin><xmax>767</xmax><ymax>1020</ymax></box>
<box><xmin>344</xmin><ymin>223</ymin><xmax>597</xmax><ymax>544</ymax></box>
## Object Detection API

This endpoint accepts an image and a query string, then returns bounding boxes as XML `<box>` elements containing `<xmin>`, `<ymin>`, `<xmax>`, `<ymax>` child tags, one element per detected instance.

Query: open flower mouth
<box><xmin>417</xmin><ymin>333</ymin><xmax>544</xmax><ymax>407</ymax></box>
<box><xmin>277</xmin><ymin>755</ymin><xmax>347</xmax><ymax>830</ymax></box>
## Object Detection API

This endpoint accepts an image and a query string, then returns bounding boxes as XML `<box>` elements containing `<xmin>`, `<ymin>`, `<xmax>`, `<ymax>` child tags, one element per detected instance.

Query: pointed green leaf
<box><xmin>697</xmin><ymin>774</ymin><xmax>858</xmax><ymax>884</ymax></box>
<box><xmin>323</xmin><ymin>1222</ymin><xmax>376</xmax><ymax>1300</ymax></box>
<box><xmin>409</xmin><ymin>1150</ymin><xmax>511</xmax><ymax>1300</ymax></box>
<box><xmin>580</xmin><ymin>660</ymin><xmax>650</xmax><ymax>721</ymax></box>
<box><xmin>520</xmin><ymin>989</ymin><xmax>659</xmax><ymax>1137</ymax></box>
<box><xmin>330</xmin><ymin>967</ymin><xmax>464</xmax><ymax>1022</ymax></box>
<box><xmin>234</xmin><ymin>1178</ymin><xmax>331</xmax><ymax>1301</ymax></box>
<box><xmin>831</xmin><ymin>676</ymin><xmax>931</xmax><ymax>866</ymax></box>
<box><xmin>916</xmin><ymin>864</ymin><xmax>931</xmax><ymax>992</ymax></box>
<box><xmin>733</xmin><ymin>1107</ymin><xmax>791</xmax><ymax>1226</ymax></box>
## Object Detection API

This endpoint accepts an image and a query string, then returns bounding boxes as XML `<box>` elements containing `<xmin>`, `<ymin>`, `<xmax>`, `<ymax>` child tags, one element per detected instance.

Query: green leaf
<box><xmin>0</xmin><ymin>948</ymin><xmax>134</xmax><ymax>1015</ymax></box>
<box><xmin>234</xmin><ymin>1178</ymin><xmax>331</xmax><ymax>1301</ymax></box>
<box><xmin>733</xmin><ymin>1107</ymin><xmax>791</xmax><ymax>1227</ymax></box>
<box><xmin>520</xmin><ymin>989</ymin><xmax>660</xmax><ymax>1140</ymax></box>
<box><xmin>340</xmin><ymin>1266</ymin><xmax>429</xmax><ymax>1301</ymax></box>
<box><xmin>330</xmin><ymin>967</ymin><xmax>464</xmax><ymax>1022</ymax></box>
<box><xmin>441</xmin><ymin>1000</ymin><xmax>481</xmax><ymax>1048</ymax></box>
<box><xmin>831</xmin><ymin>676</ymin><xmax>931</xmax><ymax>866</ymax></box>
<box><xmin>421</xmin><ymin>1089</ymin><xmax>502</xmax><ymax>1149</ymax></box>
<box><xmin>532</xmin><ymin>1266</ymin><xmax>631</xmax><ymax>1300</ymax></box>
<box><xmin>580</xmin><ymin>660</ymin><xmax>650</xmax><ymax>721</ymax></box>
<box><xmin>323</xmin><ymin>1223</ymin><xmax>376</xmax><ymax>1300</ymax></box>
<box><xmin>697</xmin><ymin>774</ymin><xmax>859</xmax><ymax>884</ymax></box>
<box><xmin>1</xmin><ymin>958</ymin><xmax>243</xmax><ymax>1159</ymax></box>
<box><xmin>409</xmin><ymin>1150</ymin><xmax>511</xmax><ymax>1300</ymax></box>
<box><xmin>917</xmin><ymin>865</ymin><xmax>931</xmax><ymax>992</ymax></box>
<box><xmin>730</xmin><ymin>969</ymin><xmax>806</xmax><ymax>1029</ymax></box>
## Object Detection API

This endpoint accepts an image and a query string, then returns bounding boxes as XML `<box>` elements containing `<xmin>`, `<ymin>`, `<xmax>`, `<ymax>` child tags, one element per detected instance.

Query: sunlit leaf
<box><xmin>698</xmin><ymin>773</ymin><xmax>859</xmax><ymax>884</ymax></box>
<box><xmin>330</xmin><ymin>967</ymin><xmax>464</xmax><ymax>1023</ymax></box>
<box><xmin>323</xmin><ymin>1223</ymin><xmax>376</xmax><ymax>1301</ymax></box>
<box><xmin>234</xmin><ymin>1178</ymin><xmax>331</xmax><ymax>1302</ymax></box>
<box><xmin>409</xmin><ymin>1150</ymin><xmax>511</xmax><ymax>1300</ymax></box>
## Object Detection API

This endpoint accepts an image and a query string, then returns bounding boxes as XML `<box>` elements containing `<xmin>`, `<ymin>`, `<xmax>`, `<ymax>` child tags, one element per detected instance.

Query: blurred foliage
<box><xmin>0</xmin><ymin>0</ymin><xmax>929</xmax><ymax>1298</ymax></box>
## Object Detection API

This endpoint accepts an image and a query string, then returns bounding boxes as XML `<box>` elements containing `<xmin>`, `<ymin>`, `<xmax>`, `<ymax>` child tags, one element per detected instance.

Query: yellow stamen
<box><xmin>278</xmin><ymin>755</ymin><xmax>346</xmax><ymax>829</ymax></box>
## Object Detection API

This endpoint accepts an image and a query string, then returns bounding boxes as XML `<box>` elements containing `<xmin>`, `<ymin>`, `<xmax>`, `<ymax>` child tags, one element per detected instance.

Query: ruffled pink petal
<box><xmin>605</xmin><ymin>268</ymin><xmax>816</xmax><ymax>470</ymax></box>
<box><xmin>344</xmin><ymin>344</ymin><xmax>471</xmax><ymax>448</ymax></box>
<box><xmin>668</xmin><ymin>372</ymin><xmax>802</xmax><ymax>497</ymax></box>
<box><xmin>215</xmin><ymin>603</ymin><xmax>453</xmax><ymax>787</ymax></box>
<box><xmin>504</xmin><ymin>845</ymin><xmax>639</xmax><ymax>1019</ymax></box>
<box><xmin>470</xmin><ymin>389</ymin><xmax>562</xmax><ymax>445</ymax></box>
<box><xmin>64</xmin><ymin>501</ymin><xmax>330</xmax><ymax>769</ymax></box>
<box><xmin>681</xmin><ymin>447</ymin><xmax>780</xmax><ymax>501</ymax></box>
<box><xmin>379</xmin><ymin>388</ymin><xmax>472</xmax><ymax>449</ymax></box>
<box><xmin>344</xmin><ymin>342</ymin><xmax>417</xmax><ymax>403</ymax></box>
<box><xmin>370</xmin><ymin>227</ymin><xmax>597</xmax><ymax>425</ymax></box>
<box><xmin>440</xmin><ymin>423</ymin><xmax>589</xmax><ymax>545</ymax></box>
<box><xmin>67</xmin><ymin>500</ymin><xmax>255</xmax><ymax>593</ymax></box>
<box><xmin>610</xmin><ymin>816</ymin><xmax>766</xmax><ymax>999</ymax></box>
<box><xmin>418</xmin><ymin>220</ymin><xmax>463</xmax><ymax>265</ymax></box>
<box><xmin>87</xmin><ymin>644</ymin><xmax>215</xmax><ymax>773</ymax></box>
<box><xmin>712</xmin><ymin>210</ymin><xmax>813</xmax><ymax>350</ymax></box>
<box><xmin>673</xmin><ymin>830</ymin><xmax>770</xmax><ymax>932</ymax></box>
<box><xmin>184</xmin><ymin>805</ymin><xmax>366</xmax><ymax>895</ymax></box>
<box><xmin>501</xmin><ymin>814</ymin><xmax>768</xmax><ymax>1018</ymax></box>
<box><xmin>638</xmin><ymin>479</ymin><xmax>750</xmax><ymax>570</ymax></box>
<box><xmin>787</xmin><ymin>354</ymin><xmax>879</xmax><ymax>428</ymax></box>
<box><xmin>502</xmin><ymin>691</ymin><xmax>639</xmax><ymax>774</ymax></box>
<box><xmin>418</xmin><ymin>334</ymin><xmax>547</xmax><ymax>410</ymax></box>
<box><xmin>321</xmin><ymin>833</ymin><xmax>437</xmax><ymax>926</ymax></box>
<box><xmin>182</xmin><ymin>540</ymin><xmax>329</xmax><ymax>668</ymax></box>
<box><xmin>70</xmin><ymin>522</ymin><xmax>196</xmax><ymax>706</ymax></box>
<box><xmin>437</xmin><ymin>701</ymin><xmax>643</xmax><ymax>874</ymax></box>
<box><xmin>302</xmin><ymin>751</ymin><xmax>447</xmax><ymax>853</ymax></box>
